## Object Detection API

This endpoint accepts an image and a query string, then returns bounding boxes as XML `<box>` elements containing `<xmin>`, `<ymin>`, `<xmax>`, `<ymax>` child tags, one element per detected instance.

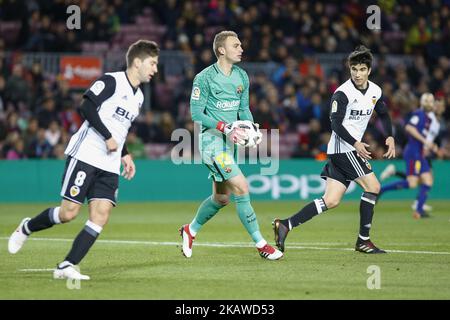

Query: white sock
<box><xmin>86</xmin><ymin>220</ymin><xmax>103</xmax><ymax>234</ymax></box>
<box><xmin>359</xmin><ymin>234</ymin><xmax>370</xmax><ymax>241</ymax></box>
<box><xmin>255</xmin><ymin>239</ymin><xmax>267</xmax><ymax>249</ymax></box>
<box><xmin>188</xmin><ymin>224</ymin><xmax>197</xmax><ymax>237</ymax></box>
<box><xmin>58</xmin><ymin>260</ymin><xmax>73</xmax><ymax>269</ymax></box>
<box><xmin>53</xmin><ymin>207</ymin><xmax>61</xmax><ymax>224</ymax></box>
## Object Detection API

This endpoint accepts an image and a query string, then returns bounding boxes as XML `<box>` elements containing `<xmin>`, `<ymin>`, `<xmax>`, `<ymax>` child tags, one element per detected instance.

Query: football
<box><xmin>232</xmin><ymin>120</ymin><xmax>263</xmax><ymax>148</ymax></box>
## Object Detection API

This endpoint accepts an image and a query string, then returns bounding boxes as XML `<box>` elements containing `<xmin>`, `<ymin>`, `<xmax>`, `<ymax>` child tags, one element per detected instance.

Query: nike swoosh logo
<box><xmin>215</xmin><ymin>91</ymin><xmax>223</xmax><ymax>95</ymax></box>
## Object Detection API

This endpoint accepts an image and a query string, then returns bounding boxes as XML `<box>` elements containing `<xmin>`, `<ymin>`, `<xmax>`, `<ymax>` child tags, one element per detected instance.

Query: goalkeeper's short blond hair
<box><xmin>213</xmin><ymin>31</ymin><xmax>238</xmax><ymax>59</ymax></box>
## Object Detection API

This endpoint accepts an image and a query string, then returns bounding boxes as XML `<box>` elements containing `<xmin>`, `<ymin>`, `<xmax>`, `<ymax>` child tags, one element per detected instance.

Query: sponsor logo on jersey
<box><xmin>216</xmin><ymin>100</ymin><xmax>240</xmax><ymax>110</ymax></box>
<box><xmin>236</xmin><ymin>85</ymin><xmax>243</xmax><ymax>95</ymax></box>
<box><xmin>192</xmin><ymin>86</ymin><xmax>200</xmax><ymax>100</ymax></box>
<box><xmin>113</xmin><ymin>106</ymin><xmax>136</xmax><ymax>122</ymax></box>
<box><xmin>70</xmin><ymin>185</ymin><xmax>80</xmax><ymax>197</ymax></box>
<box><xmin>349</xmin><ymin>109</ymin><xmax>373</xmax><ymax>120</ymax></box>
<box><xmin>90</xmin><ymin>81</ymin><xmax>105</xmax><ymax>95</ymax></box>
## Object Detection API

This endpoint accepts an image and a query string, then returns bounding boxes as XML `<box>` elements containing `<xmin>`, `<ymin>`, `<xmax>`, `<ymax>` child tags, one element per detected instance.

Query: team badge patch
<box><xmin>90</xmin><ymin>81</ymin><xmax>105</xmax><ymax>96</ymax></box>
<box><xmin>331</xmin><ymin>100</ymin><xmax>338</xmax><ymax>113</ymax></box>
<box><xmin>192</xmin><ymin>86</ymin><xmax>200</xmax><ymax>100</ymax></box>
<box><xmin>215</xmin><ymin>152</ymin><xmax>233</xmax><ymax>168</ymax></box>
<box><xmin>225</xmin><ymin>167</ymin><xmax>232</xmax><ymax>173</ymax></box>
<box><xmin>70</xmin><ymin>186</ymin><xmax>80</xmax><ymax>197</ymax></box>
<box><xmin>236</xmin><ymin>85</ymin><xmax>243</xmax><ymax>95</ymax></box>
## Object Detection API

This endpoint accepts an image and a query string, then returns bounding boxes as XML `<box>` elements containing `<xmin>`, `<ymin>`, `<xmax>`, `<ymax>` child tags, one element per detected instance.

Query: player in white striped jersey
<box><xmin>274</xmin><ymin>46</ymin><xmax>396</xmax><ymax>254</ymax></box>
<box><xmin>8</xmin><ymin>40</ymin><xmax>159</xmax><ymax>280</ymax></box>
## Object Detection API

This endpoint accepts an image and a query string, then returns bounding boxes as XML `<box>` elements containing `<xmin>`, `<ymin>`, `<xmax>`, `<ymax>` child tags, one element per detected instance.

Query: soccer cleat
<box><xmin>380</xmin><ymin>164</ymin><xmax>396</xmax><ymax>181</ymax></box>
<box><xmin>272</xmin><ymin>218</ymin><xmax>289</xmax><ymax>252</ymax></box>
<box><xmin>413</xmin><ymin>211</ymin><xmax>432</xmax><ymax>219</ymax></box>
<box><xmin>411</xmin><ymin>201</ymin><xmax>432</xmax><ymax>212</ymax></box>
<box><xmin>8</xmin><ymin>218</ymin><xmax>31</xmax><ymax>254</ymax></box>
<box><xmin>257</xmin><ymin>244</ymin><xmax>283</xmax><ymax>260</ymax></box>
<box><xmin>355</xmin><ymin>238</ymin><xmax>386</xmax><ymax>254</ymax></box>
<box><xmin>179</xmin><ymin>224</ymin><xmax>195</xmax><ymax>258</ymax></box>
<box><xmin>53</xmin><ymin>262</ymin><xmax>90</xmax><ymax>280</ymax></box>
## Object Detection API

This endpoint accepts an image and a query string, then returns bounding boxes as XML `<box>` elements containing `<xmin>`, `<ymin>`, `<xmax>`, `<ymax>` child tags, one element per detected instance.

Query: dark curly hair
<box><xmin>348</xmin><ymin>45</ymin><xmax>373</xmax><ymax>69</ymax></box>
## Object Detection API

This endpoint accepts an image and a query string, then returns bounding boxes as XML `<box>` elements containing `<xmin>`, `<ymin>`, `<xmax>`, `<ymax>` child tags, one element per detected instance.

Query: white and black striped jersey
<box><xmin>327</xmin><ymin>79</ymin><xmax>390</xmax><ymax>154</ymax></box>
<box><xmin>65</xmin><ymin>71</ymin><xmax>143</xmax><ymax>174</ymax></box>
<box><xmin>426</xmin><ymin>111</ymin><xmax>440</xmax><ymax>143</ymax></box>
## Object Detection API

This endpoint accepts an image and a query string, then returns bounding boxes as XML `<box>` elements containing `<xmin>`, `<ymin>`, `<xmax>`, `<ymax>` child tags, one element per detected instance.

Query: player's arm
<box><xmin>238</xmin><ymin>71</ymin><xmax>253</xmax><ymax>122</ymax></box>
<box><xmin>80</xmin><ymin>75</ymin><xmax>117</xmax><ymax>152</ymax></box>
<box><xmin>330</xmin><ymin>91</ymin><xmax>371</xmax><ymax>159</ymax></box>
<box><xmin>374</xmin><ymin>98</ymin><xmax>395</xmax><ymax>158</ymax></box>
<box><xmin>190</xmin><ymin>74</ymin><xmax>220</xmax><ymax>129</ymax></box>
<box><xmin>330</xmin><ymin>91</ymin><xmax>356</xmax><ymax>145</ymax></box>
<box><xmin>120</xmin><ymin>144</ymin><xmax>135</xmax><ymax>180</ymax></box>
<box><xmin>405</xmin><ymin>115</ymin><xmax>435</xmax><ymax>149</ymax></box>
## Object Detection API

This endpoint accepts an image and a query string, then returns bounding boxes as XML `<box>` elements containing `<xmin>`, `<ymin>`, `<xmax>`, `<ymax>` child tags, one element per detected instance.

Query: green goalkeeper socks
<box><xmin>190</xmin><ymin>196</ymin><xmax>225</xmax><ymax>233</ymax></box>
<box><xmin>235</xmin><ymin>194</ymin><xmax>263</xmax><ymax>243</ymax></box>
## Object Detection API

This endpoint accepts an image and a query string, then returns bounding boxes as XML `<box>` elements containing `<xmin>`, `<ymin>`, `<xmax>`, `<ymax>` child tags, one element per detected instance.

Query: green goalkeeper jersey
<box><xmin>190</xmin><ymin>62</ymin><xmax>253</xmax><ymax>136</ymax></box>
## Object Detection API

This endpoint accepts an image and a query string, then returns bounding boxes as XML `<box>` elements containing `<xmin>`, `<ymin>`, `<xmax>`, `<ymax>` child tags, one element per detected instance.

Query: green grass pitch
<box><xmin>1</xmin><ymin>200</ymin><xmax>449</xmax><ymax>299</ymax></box>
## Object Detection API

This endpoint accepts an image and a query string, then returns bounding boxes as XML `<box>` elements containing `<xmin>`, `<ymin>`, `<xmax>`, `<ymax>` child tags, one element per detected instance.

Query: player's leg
<box><xmin>380</xmin><ymin>159</ymin><xmax>419</xmax><ymax>195</ymax></box>
<box><xmin>354</xmin><ymin>173</ymin><xmax>385</xmax><ymax>253</ymax></box>
<box><xmin>414</xmin><ymin>170</ymin><xmax>433</xmax><ymax>219</ymax></box>
<box><xmin>54</xmin><ymin>200</ymin><xmax>112</xmax><ymax>281</ymax></box>
<box><xmin>413</xmin><ymin>158</ymin><xmax>433</xmax><ymax>216</ymax></box>
<box><xmin>180</xmin><ymin>181</ymin><xmax>229</xmax><ymax>258</ymax></box>
<box><xmin>189</xmin><ymin>181</ymin><xmax>229</xmax><ymax>235</ymax></box>
<box><xmin>273</xmin><ymin>177</ymin><xmax>346</xmax><ymax>252</ymax></box>
<box><xmin>8</xmin><ymin>157</ymin><xmax>88</xmax><ymax>254</ymax></box>
<box><xmin>54</xmin><ymin>168</ymin><xmax>117</xmax><ymax>280</ymax></box>
<box><xmin>226</xmin><ymin>173</ymin><xmax>283</xmax><ymax>260</ymax></box>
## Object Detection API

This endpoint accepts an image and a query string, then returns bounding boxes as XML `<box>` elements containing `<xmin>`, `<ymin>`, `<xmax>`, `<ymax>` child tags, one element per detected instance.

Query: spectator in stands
<box><xmin>27</xmin><ymin>128</ymin><xmax>53</xmax><ymax>158</ymax></box>
<box><xmin>136</xmin><ymin>110</ymin><xmax>163</xmax><ymax>143</ymax></box>
<box><xmin>36</xmin><ymin>97</ymin><xmax>58</xmax><ymax>129</ymax></box>
<box><xmin>126</xmin><ymin>131</ymin><xmax>146</xmax><ymax>159</ymax></box>
<box><xmin>4</xmin><ymin>63</ymin><xmax>30</xmax><ymax>108</ymax></box>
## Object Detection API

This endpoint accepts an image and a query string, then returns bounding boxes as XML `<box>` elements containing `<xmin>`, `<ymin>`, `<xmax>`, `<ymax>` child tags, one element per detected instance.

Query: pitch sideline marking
<box><xmin>2</xmin><ymin>236</ymin><xmax>450</xmax><ymax>255</ymax></box>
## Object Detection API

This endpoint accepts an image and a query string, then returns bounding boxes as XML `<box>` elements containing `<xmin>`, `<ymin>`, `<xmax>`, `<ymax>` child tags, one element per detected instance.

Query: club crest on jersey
<box><xmin>215</xmin><ymin>152</ymin><xmax>233</xmax><ymax>168</ymax></box>
<box><xmin>331</xmin><ymin>100</ymin><xmax>338</xmax><ymax>113</ymax></box>
<box><xmin>90</xmin><ymin>81</ymin><xmax>105</xmax><ymax>96</ymax></box>
<box><xmin>236</xmin><ymin>85</ymin><xmax>243</xmax><ymax>95</ymax></box>
<box><xmin>70</xmin><ymin>186</ymin><xmax>80</xmax><ymax>197</ymax></box>
<box><xmin>192</xmin><ymin>86</ymin><xmax>200</xmax><ymax>100</ymax></box>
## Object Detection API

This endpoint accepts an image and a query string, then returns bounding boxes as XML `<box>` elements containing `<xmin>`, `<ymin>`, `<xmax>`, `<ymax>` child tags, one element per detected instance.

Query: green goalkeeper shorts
<box><xmin>200</xmin><ymin>132</ymin><xmax>242</xmax><ymax>182</ymax></box>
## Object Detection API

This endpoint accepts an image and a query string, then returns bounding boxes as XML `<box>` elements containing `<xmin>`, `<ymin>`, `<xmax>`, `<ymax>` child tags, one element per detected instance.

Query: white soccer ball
<box><xmin>232</xmin><ymin>120</ymin><xmax>263</xmax><ymax>148</ymax></box>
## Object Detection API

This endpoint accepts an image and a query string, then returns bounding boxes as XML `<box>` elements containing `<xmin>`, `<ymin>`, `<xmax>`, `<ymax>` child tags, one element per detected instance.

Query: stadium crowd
<box><xmin>0</xmin><ymin>0</ymin><xmax>449</xmax><ymax>160</ymax></box>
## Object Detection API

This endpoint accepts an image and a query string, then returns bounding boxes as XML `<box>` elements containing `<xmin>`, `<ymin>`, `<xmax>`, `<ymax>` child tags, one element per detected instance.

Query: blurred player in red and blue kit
<box><xmin>379</xmin><ymin>93</ymin><xmax>438</xmax><ymax>219</ymax></box>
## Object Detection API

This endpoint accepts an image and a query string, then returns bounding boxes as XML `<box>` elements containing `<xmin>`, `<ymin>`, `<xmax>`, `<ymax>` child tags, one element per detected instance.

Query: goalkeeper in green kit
<box><xmin>179</xmin><ymin>31</ymin><xmax>283</xmax><ymax>260</ymax></box>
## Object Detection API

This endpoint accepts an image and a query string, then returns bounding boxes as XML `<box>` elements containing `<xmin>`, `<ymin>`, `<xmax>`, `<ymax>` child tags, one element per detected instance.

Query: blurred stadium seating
<box><xmin>0</xmin><ymin>0</ymin><xmax>449</xmax><ymax>160</ymax></box>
